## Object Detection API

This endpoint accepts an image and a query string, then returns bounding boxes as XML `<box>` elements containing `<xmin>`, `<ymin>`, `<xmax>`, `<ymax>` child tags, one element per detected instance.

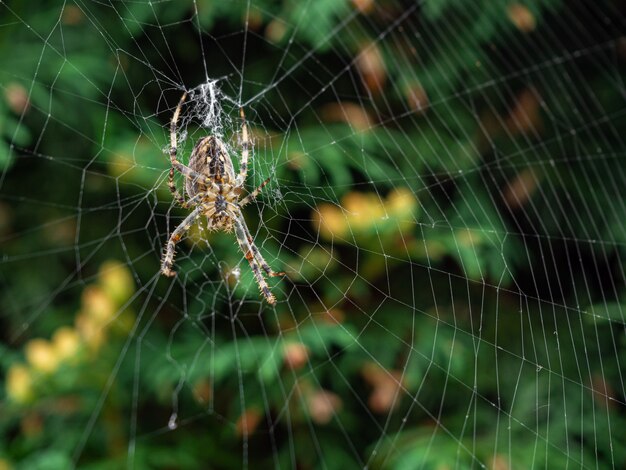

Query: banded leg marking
<box><xmin>240</xmin><ymin>177</ymin><xmax>271</xmax><ymax>207</ymax></box>
<box><xmin>161</xmin><ymin>206</ymin><xmax>209</xmax><ymax>277</ymax></box>
<box><xmin>233</xmin><ymin>217</ymin><xmax>276</xmax><ymax>305</ymax></box>
<box><xmin>235</xmin><ymin>210</ymin><xmax>285</xmax><ymax>278</ymax></box>
<box><xmin>236</xmin><ymin>107</ymin><xmax>250</xmax><ymax>186</ymax></box>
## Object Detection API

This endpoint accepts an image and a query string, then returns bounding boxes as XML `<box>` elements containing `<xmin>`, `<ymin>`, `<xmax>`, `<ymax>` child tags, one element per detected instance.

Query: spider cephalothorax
<box><xmin>160</xmin><ymin>91</ymin><xmax>284</xmax><ymax>305</ymax></box>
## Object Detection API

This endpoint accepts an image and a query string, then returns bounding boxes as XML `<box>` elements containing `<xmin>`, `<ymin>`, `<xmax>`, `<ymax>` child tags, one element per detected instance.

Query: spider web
<box><xmin>1</xmin><ymin>0</ymin><xmax>626</xmax><ymax>468</ymax></box>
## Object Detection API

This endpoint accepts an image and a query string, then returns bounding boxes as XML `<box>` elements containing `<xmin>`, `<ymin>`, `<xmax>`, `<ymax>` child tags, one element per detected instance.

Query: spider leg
<box><xmin>239</xmin><ymin>176</ymin><xmax>271</xmax><ymax>207</ymax></box>
<box><xmin>172</xmin><ymin>160</ymin><xmax>210</xmax><ymax>184</ymax></box>
<box><xmin>169</xmin><ymin>91</ymin><xmax>187</xmax><ymax>162</ymax></box>
<box><xmin>167</xmin><ymin>92</ymin><xmax>190</xmax><ymax>206</ymax></box>
<box><xmin>233</xmin><ymin>207</ymin><xmax>285</xmax><ymax>278</ymax></box>
<box><xmin>235</xmin><ymin>107</ymin><xmax>250</xmax><ymax>186</ymax></box>
<box><xmin>168</xmin><ymin>167</ymin><xmax>188</xmax><ymax>207</ymax></box>
<box><xmin>232</xmin><ymin>215</ymin><xmax>278</xmax><ymax>305</ymax></box>
<box><xmin>167</xmin><ymin>152</ymin><xmax>211</xmax><ymax>207</ymax></box>
<box><xmin>168</xmin><ymin>91</ymin><xmax>211</xmax><ymax>189</ymax></box>
<box><xmin>161</xmin><ymin>205</ymin><xmax>210</xmax><ymax>277</ymax></box>
<box><xmin>169</xmin><ymin>191</ymin><xmax>207</xmax><ymax>209</ymax></box>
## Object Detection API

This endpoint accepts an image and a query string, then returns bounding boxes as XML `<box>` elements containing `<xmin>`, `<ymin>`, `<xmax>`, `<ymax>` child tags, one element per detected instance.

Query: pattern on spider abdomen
<box><xmin>185</xmin><ymin>136</ymin><xmax>235</xmax><ymax>197</ymax></box>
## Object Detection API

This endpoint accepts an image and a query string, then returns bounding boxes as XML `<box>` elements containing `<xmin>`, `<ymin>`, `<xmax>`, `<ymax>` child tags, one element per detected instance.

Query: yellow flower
<box><xmin>6</xmin><ymin>365</ymin><xmax>34</xmax><ymax>404</ymax></box>
<box><xmin>52</xmin><ymin>327</ymin><xmax>81</xmax><ymax>363</ymax></box>
<box><xmin>82</xmin><ymin>286</ymin><xmax>115</xmax><ymax>325</ymax></box>
<box><xmin>314</xmin><ymin>204</ymin><xmax>348</xmax><ymax>239</ymax></box>
<box><xmin>75</xmin><ymin>313</ymin><xmax>106</xmax><ymax>351</ymax></box>
<box><xmin>99</xmin><ymin>260</ymin><xmax>134</xmax><ymax>305</ymax></box>
<box><xmin>314</xmin><ymin>188</ymin><xmax>417</xmax><ymax>242</ymax></box>
<box><xmin>386</xmin><ymin>187</ymin><xmax>417</xmax><ymax>217</ymax></box>
<box><xmin>25</xmin><ymin>339</ymin><xmax>59</xmax><ymax>374</ymax></box>
<box><xmin>343</xmin><ymin>192</ymin><xmax>383</xmax><ymax>228</ymax></box>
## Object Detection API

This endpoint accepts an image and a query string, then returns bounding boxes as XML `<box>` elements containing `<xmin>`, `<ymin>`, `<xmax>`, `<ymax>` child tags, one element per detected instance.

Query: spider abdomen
<box><xmin>185</xmin><ymin>136</ymin><xmax>236</xmax><ymax>198</ymax></box>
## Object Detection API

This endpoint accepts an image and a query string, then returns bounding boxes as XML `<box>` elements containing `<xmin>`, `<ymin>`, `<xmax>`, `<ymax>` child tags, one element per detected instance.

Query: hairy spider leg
<box><xmin>168</xmin><ymin>91</ymin><xmax>189</xmax><ymax>207</ymax></box>
<box><xmin>167</xmin><ymin>92</ymin><xmax>213</xmax><ymax>202</ymax></box>
<box><xmin>161</xmin><ymin>206</ymin><xmax>214</xmax><ymax>277</ymax></box>
<box><xmin>239</xmin><ymin>176</ymin><xmax>271</xmax><ymax>207</ymax></box>
<box><xmin>168</xmin><ymin>167</ymin><xmax>187</xmax><ymax>207</ymax></box>
<box><xmin>172</xmin><ymin>161</ymin><xmax>211</xmax><ymax>183</ymax></box>
<box><xmin>233</xmin><ymin>207</ymin><xmax>285</xmax><ymax>278</ymax></box>
<box><xmin>170</xmin><ymin>191</ymin><xmax>208</xmax><ymax>210</ymax></box>
<box><xmin>236</xmin><ymin>107</ymin><xmax>250</xmax><ymax>187</ymax></box>
<box><xmin>233</xmin><ymin>216</ymin><xmax>277</xmax><ymax>305</ymax></box>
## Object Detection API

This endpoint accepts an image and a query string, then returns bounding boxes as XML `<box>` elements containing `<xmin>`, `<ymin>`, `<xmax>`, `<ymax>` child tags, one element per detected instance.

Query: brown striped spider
<box><xmin>160</xmin><ymin>92</ymin><xmax>284</xmax><ymax>305</ymax></box>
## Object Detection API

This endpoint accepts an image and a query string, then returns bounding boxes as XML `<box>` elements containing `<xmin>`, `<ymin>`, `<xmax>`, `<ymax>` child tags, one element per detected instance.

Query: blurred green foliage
<box><xmin>1</xmin><ymin>0</ymin><xmax>625</xmax><ymax>469</ymax></box>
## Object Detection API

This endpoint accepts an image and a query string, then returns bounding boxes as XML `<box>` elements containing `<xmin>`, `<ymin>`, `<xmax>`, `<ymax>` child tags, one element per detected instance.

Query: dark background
<box><xmin>1</xmin><ymin>1</ymin><xmax>625</xmax><ymax>468</ymax></box>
